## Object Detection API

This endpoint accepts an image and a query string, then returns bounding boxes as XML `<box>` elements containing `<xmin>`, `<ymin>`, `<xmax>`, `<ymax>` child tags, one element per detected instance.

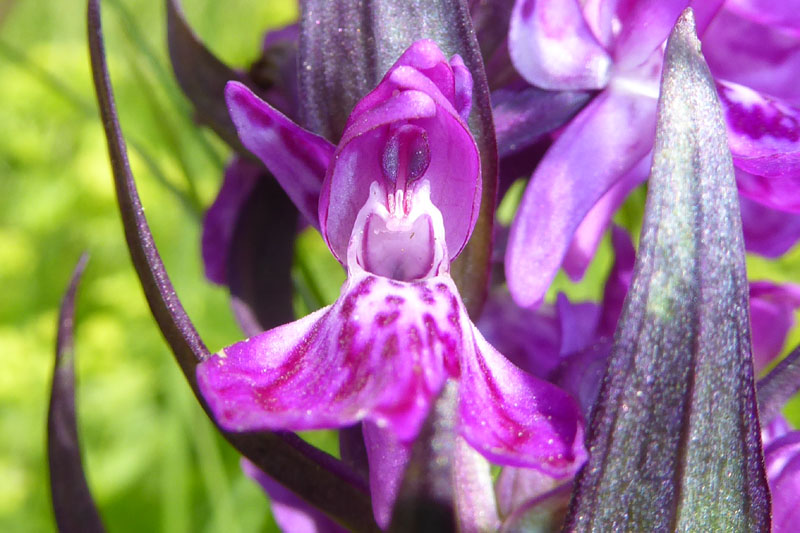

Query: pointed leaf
<box><xmin>88</xmin><ymin>3</ymin><xmax>378</xmax><ymax>530</ymax></box>
<box><xmin>564</xmin><ymin>10</ymin><xmax>770</xmax><ymax>531</ymax></box>
<box><xmin>48</xmin><ymin>254</ymin><xmax>105</xmax><ymax>533</ymax></box>
<box><xmin>299</xmin><ymin>0</ymin><xmax>497</xmax><ymax>316</ymax></box>
<box><xmin>166</xmin><ymin>0</ymin><xmax>248</xmax><ymax>151</ymax></box>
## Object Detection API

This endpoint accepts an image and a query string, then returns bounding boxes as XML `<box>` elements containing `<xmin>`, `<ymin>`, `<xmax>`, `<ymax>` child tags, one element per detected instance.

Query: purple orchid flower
<box><xmin>195</xmin><ymin>40</ymin><xmax>586</xmax><ymax>527</ymax></box>
<box><xmin>504</xmin><ymin>0</ymin><xmax>800</xmax><ymax>307</ymax></box>
<box><xmin>762</xmin><ymin>418</ymin><xmax>800</xmax><ymax>533</ymax></box>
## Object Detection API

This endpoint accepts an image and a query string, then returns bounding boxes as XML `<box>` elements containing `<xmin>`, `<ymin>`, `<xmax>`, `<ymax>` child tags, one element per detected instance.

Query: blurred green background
<box><xmin>2</xmin><ymin>0</ymin><xmax>799</xmax><ymax>531</ymax></box>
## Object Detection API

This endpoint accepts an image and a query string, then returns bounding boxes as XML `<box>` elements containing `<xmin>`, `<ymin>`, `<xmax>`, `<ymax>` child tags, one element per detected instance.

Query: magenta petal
<box><xmin>764</xmin><ymin>431</ymin><xmax>800</xmax><ymax>533</ymax></box>
<box><xmin>612</xmin><ymin>0</ymin><xmax>688</xmax><ymax>69</ymax></box>
<box><xmin>508</xmin><ymin>0</ymin><xmax>612</xmax><ymax>90</ymax></box>
<box><xmin>321</xmin><ymin>89</ymin><xmax>480</xmax><ymax>264</ymax></box>
<box><xmin>225</xmin><ymin>81</ymin><xmax>334</xmax><ymax>227</ymax></box>
<box><xmin>740</xmin><ymin>196</ymin><xmax>800</xmax><ymax>257</ymax></box>
<box><xmin>197</xmin><ymin>272</ymin><xmax>468</xmax><ymax>440</ymax></box>
<box><xmin>737</xmin><ymin>168</ymin><xmax>800</xmax><ymax>213</ymax></box>
<box><xmin>555</xmin><ymin>294</ymin><xmax>600</xmax><ymax>356</ymax></box>
<box><xmin>506</xmin><ymin>88</ymin><xmax>656</xmax><ymax>307</ymax></box>
<box><xmin>201</xmin><ymin>157</ymin><xmax>260</xmax><ymax>285</ymax></box>
<box><xmin>363</xmin><ymin>423</ymin><xmax>411</xmax><ymax>529</ymax></box>
<box><xmin>598</xmin><ymin>225</ymin><xmax>636</xmax><ymax>337</ymax></box>
<box><xmin>563</xmin><ymin>154</ymin><xmax>650</xmax><ymax>281</ymax></box>
<box><xmin>241</xmin><ymin>459</ymin><xmax>346</xmax><ymax>533</ymax></box>
<box><xmin>749</xmin><ymin>281</ymin><xmax>800</xmax><ymax>372</ymax></box>
<box><xmin>459</xmin><ymin>325</ymin><xmax>586</xmax><ymax>476</ymax></box>
<box><xmin>718</xmin><ymin>81</ymin><xmax>800</xmax><ymax>178</ymax></box>
<box><xmin>723</xmin><ymin>0</ymin><xmax>800</xmax><ymax>36</ymax></box>
<box><xmin>703</xmin><ymin>8</ymin><xmax>800</xmax><ymax>105</ymax></box>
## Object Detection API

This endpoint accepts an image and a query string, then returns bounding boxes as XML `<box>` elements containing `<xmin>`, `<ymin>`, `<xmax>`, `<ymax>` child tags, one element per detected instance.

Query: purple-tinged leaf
<box><xmin>758</xmin><ymin>345</ymin><xmax>800</xmax><ymax>426</ymax></box>
<box><xmin>300</xmin><ymin>0</ymin><xmax>499</xmax><ymax>316</ymax></box>
<box><xmin>88</xmin><ymin>3</ymin><xmax>378</xmax><ymax>530</ymax></box>
<box><xmin>166</xmin><ymin>0</ymin><xmax>248</xmax><ymax>152</ymax></box>
<box><xmin>48</xmin><ymin>253</ymin><xmax>105</xmax><ymax>533</ymax></box>
<box><xmin>564</xmin><ymin>10</ymin><xmax>770</xmax><ymax>530</ymax></box>
<box><xmin>227</xmin><ymin>175</ymin><xmax>298</xmax><ymax>335</ymax></box>
<box><xmin>298</xmin><ymin>1</ymin><xmax>377</xmax><ymax>141</ymax></box>
<box><xmin>242</xmin><ymin>459</ymin><xmax>347</xmax><ymax>533</ymax></box>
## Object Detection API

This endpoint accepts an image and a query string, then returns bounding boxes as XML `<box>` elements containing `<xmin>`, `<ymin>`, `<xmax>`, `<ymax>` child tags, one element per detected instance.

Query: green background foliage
<box><xmin>1</xmin><ymin>0</ymin><xmax>798</xmax><ymax>531</ymax></box>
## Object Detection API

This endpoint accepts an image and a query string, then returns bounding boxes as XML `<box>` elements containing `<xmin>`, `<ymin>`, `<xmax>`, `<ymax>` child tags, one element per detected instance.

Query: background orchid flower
<box><xmin>504</xmin><ymin>0</ymin><xmax>800</xmax><ymax>307</ymax></box>
<box><xmin>196</xmin><ymin>39</ymin><xmax>585</xmax><ymax>527</ymax></box>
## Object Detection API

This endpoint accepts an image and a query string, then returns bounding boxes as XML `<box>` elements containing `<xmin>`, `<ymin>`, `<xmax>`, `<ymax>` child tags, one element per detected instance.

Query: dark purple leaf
<box><xmin>564</xmin><ymin>9</ymin><xmax>770</xmax><ymax>531</ymax></box>
<box><xmin>227</xmin><ymin>175</ymin><xmax>297</xmax><ymax>336</ymax></box>
<box><xmin>299</xmin><ymin>0</ymin><xmax>497</xmax><ymax>316</ymax></box>
<box><xmin>166</xmin><ymin>0</ymin><xmax>247</xmax><ymax>151</ymax></box>
<box><xmin>48</xmin><ymin>253</ymin><xmax>105</xmax><ymax>533</ymax></box>
<box><xmin>758</xmin><ymin>344</ymin><xmax>800</xmax><ymax>426</ymax></box>
<box><xmin>88</xmin><ymin>2</ymin><xmax>377</xmax><ymax>530</ymax></box>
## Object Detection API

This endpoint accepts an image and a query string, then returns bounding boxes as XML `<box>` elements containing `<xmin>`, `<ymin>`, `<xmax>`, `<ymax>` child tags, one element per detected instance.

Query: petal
<box><xmin>740</xmin><ymin>196</ymin><xmax>800</xmax><ymax>257</ymax></box>
<box><xmin>198</xmin><ymin>272</ymin><xmax>467</xmax><ymax>441</ymax></box>
<box><xmin>555</xmin><ymin>293</ymin><xmax>601</xmax><ymax>356</ymax></box>
<box><xmin>749</xmin><ymin>280</ymin><xmax>800</xmax><ymax>372</ymax></box>
<box><xmin>475</xmin><ymin>290</ymin><xmax>562</xmax><ymax>378</ymax></box>
<box><xmin>225</xmin><ymin>81</ymin><xmax>335</xmax><ymax>227</ymax></box>
<box><xmin>612</xmin><ymin>0</ymin><xmax>688</xmax><ymax>70</ymax></box>
<box><xmin>495</xmin><ymin>466</ymin><xmax>560</xmax><ymax>518</ymax></box>
<box><xmin>703</xmin><ymin>7</ymin><xmax>800</xmax><ymax>105</ymax></box>
<box><xmin>321</xmin><ymin>86</ymin><xmax>481</xmax><ymax>264</ymax></box>
<box><xmin>363</xmin><ymin>423</ymin><xmax>410</xmax><ymax>529</ymax></box>
<box><xmin>459</xmin><ymin>324</ymin><xmax>587</xmax><ymax>476</ymax></box>
<box><xmin>508</xmin><ymin>0</ymin><xmax>612</xmax><ymax>90</ymax></box>
<box><xmin>562</xmin><ymin>154</ymin><xmax>650</xmax><ymax>281</ymax></box>
<box><xmin>201</xmin><ymin>157</ymin><xmax>260</xmax><ymax>285</ymax></box>
<box><xmin>506</xmin><ymin>88</ymin><xmax>656</xmax><ymax>307</ymax></box>
<box><xmin>723</xmin><ymin>0</ymin><xmax>800</xmax><ymax>36</ymax></box>
<box><xmin>598</xmin><ymin>224</ymin><xmax>636</xmax><ymax>337</ymax></box>
<box><xmin>718</xmin><ymin>81</ymin><xmax>800</xmax><ymax>178</ymax></box>
<box><xmin>736</xmin><ymin>167</ymin><xmax>800</xmax><ymax>213</ymax></box>
<box><xmin>241</xmin><ymin>459</ymin><xmax>346</xmax><ymax>533</ymax></box>
<box><xmin>492</xmin><ymin>84</ymin><xmax>591</xmax><ymax>158</ymax></box>
<box><xmin>764</xmin><ymin>431</ymin><xmax>800</xmax><ymax>533</ymax></box>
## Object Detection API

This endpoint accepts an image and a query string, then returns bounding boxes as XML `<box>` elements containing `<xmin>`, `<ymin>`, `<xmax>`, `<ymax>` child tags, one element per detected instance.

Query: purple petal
<box><xmin>508</xmin><ymin>0</ymin><xmax>612</xmax><ymax>90</ymax></box>
<box><xmin>198</xmin><ymin>272</ymin><xmax>466</xmax><ymax>441</ymax></box>
<box><xmin>476</xmin><ymin>290</ymin><xmax>562</xmax><ymax>378</ymax></box>
<box><xmin>242</xmin><ymin>459</ymin><xmax>346</xmax><ymax>533</ymax></box>
<box><xmin>459</xmin><ymin>325</ymin><xmax>587</xmax><ymax>476</ymax></box>
<box><xmin>764</xmin><ymin>431</ymin><xmax>800</xmax><ymax>533</ymax></box>
<box><xmin>201</xmin><ymin>157</ymin><xmax>260</xmax><ymax>285</ymax></box>
<box><xmin>506</xmin><ymin>88</ymin><xmax>656</xmax><ymax>307</ymax></box>
<box><xmin>555</xmin><ymin>293</ymin><xmax>600</xmax><ymax>356</ymax></box>
<box><xmin>703</xmin><ymin>7</ymin><xmax>800</xmax><ymax>105</ymax></box>
<box><xmin>598</xmin><ymin>225</ymin><xmax>636</xmax><ymax>337</ymax></box>
<box><xmin>563</xmin><ymin>154</ymin><xmax>650</xmax><ymax>281</ymax></box>
<box><xmin>550</xmin><ymin>341</ymin><xmax>612</xmax><ymax>417</ymax></box>
<box><xmin>688</xmin><ymin>0</ymin><xmax>725</xmax><ymax>36</ymax></box>
<box><xmin>736</xmin><ymin>167</ymin><xmax>800</xmax><ymax>213</ymax></box>
<box><xmin>749</xmin><ymin>281</ymin><xmax>800</xmax><ymax>372</ymax></box>
<box><xmin>495</xmin><ymin>466</ymin><xmax>560</xmax><ymax>518</ymax></box>
<box><xmin>718</xmin><ymin>81</ymin><xmax>800</xmax><ymax>178</ymax></box>
<box><xmin>321</xmin><ymin>72</ymin><xmax>480</xmax><ymax>264</ymax></box>
<box><xmin>363</xmin><ymin>423</ymin><xmax>410</xmax><ymax>528</ymax></box>
<box><xmin>492</xmin><ymin>84</ymin><xmax>591</xmax><ymax>158</ymax></box>
<box><xmin>225</xmin><ymin>81</ymin><xmax>334</xmax><ymax>227</ymax></box>
<box><xmin>740</xmin><ymin>196</ymin><xmax>800</xmax><ymax>257</ymax></box>
<box><xmin>612</xmin><ymin>0</ymin><xmax>688</xmax><ymax>69</ymax></box>
<box><xmin>723</xmin><ymin>0</ymin><xmax>800</xmax><ymax>36</ymax></box>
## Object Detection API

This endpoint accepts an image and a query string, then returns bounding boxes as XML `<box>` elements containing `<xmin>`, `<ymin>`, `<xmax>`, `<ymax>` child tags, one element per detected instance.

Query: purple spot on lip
<box><xmin>375</xmin><ymin>310</ymin><xmax>401</xmax><ymax>328</ymax></box>
<box><xmin>719</xmin><ymin>85</ymin><xmax>800</xmax><ymax>142</ymax></box>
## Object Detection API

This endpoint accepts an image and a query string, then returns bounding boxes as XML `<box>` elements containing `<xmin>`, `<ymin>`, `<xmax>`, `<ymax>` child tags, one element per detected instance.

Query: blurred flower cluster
<box><xmin>49</xmin><ymin>0</ymin><xmax>800</xmax><ymax>531</ymax></box>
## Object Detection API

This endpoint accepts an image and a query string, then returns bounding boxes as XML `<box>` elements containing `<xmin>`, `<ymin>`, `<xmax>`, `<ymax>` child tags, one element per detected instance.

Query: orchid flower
<box><xmin>195</xmin><ymin>40</ymin><xmax>586</xmax><ymax>527</ymax></box>
<box><xmin>504</xmin><ymin>0</ymin><xmax>800</xmax><ymax>307</ymax></box>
